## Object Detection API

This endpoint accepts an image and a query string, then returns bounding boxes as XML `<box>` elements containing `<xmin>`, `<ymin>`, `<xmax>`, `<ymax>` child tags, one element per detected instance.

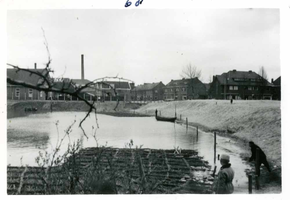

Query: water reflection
<box><xmin>7</xmin><ymin>112</ymin><xmax>249</xmax><ymax>193</ymax></box>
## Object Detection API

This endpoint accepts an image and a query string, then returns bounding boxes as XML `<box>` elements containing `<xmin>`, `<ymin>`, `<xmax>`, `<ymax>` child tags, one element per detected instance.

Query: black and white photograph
<box><xmin>1</xmin><ymin>0</ymin><xmax>289</xmax><ymax>198</ymax></box>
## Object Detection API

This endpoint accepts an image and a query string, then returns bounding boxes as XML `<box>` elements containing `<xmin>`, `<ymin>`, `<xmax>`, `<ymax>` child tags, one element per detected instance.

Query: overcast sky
<box><xmin>7</xmin><ymin>9</ymin><xmax>280</xmax><ymax>85</ymax></box>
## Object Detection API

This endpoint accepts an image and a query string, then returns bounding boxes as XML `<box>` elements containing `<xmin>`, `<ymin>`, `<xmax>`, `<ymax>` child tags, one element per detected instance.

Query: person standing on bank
<box><xmin>155</xmin><ymin>109</ymin><xmax>158</xmax><ymax>117</ymax></box>
<box><xmin>213</xmin><ymin>154</ymin><xmax>235</xmax><ymax>194</ymax></box>
<box><xmin>249</xmin><ymin>141</ymin><xmax>271</xmax><ymax>176</ymax></box>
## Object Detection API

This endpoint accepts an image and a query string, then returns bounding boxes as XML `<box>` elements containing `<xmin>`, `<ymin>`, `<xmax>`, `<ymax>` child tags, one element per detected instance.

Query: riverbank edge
<box><xmin>173</xmin><ymin>118</ymin><xmax>282</xmax><ymax>194</ymax></box>
<box><xmin>7</xmin><ymin>100</ymin><xmax>149</xmax><ymax>119</ymax></box>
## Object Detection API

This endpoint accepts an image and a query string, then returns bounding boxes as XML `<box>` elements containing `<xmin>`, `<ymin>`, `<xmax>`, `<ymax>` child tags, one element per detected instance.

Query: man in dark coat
<box><xmin>249</xmin><ymin>141</ymin><xmax>271</xmax><ymax>176</ymax></box>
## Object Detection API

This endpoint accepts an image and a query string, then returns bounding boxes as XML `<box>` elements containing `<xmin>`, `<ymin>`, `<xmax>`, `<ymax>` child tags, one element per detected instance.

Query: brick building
<box><xmin>164</xmin><ymin>78</ymin><xmax>207</xmax><ymax>100</ymax></box>
<box><xmin>131</xmin><ymin>82</ymin><xmax>165</xmax><ymax>101</ymax></box>
<box><xmin>7</xmin><ymin>68</ymin><xmax>49</xmax><ymax>101</ymax></box>
<box><xmin>209</xmin><ymin>70</ymin><xmax>274</xmax><ymax>100</ymax></box>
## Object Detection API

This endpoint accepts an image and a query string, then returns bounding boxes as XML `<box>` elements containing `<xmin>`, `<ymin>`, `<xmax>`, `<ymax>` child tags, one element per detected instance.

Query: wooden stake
<box><xmin>214</xmin><ymin>132</ymin><xmax>217</xmax><ymax>164</ymax></box>
<box><xmin>255</xmin><ymin>175</ymin><xmax>260</xmax><ymax>190</ymax></box>
<box><xmin>248</xmin><ymin>175</ymin><xmax>252</xmax><ymax>194</ymax></box>
<box><xmin>255</xmin><ymin>148</ymin><xmax>260</xmax><ymax>177</ymax></box>
<box><xmin>186</xmin><ymin>118</ymin><xmax>188</xmax><ymax>129</ymax></box>
<box><xmin>196</xmin><ymin>126</ymin><xmax>199</xmax><ymax>141</ymax></box>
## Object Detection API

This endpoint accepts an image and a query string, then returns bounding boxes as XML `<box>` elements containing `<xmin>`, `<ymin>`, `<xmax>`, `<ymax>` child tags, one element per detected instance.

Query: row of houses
<box><xmin>7</xmin><ymin>68</ymin><xmax>281</xmax><ymax>102</ymax></box>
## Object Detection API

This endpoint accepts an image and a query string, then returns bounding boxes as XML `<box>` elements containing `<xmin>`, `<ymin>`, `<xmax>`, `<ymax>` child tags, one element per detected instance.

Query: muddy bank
<box><xmin>7</xmin><ymin>101</ymin><xmax>144</xmax><ymax>119</ymax></box>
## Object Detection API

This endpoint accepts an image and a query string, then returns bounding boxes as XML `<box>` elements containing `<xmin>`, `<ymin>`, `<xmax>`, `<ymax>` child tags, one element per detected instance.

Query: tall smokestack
<box><xmin>81</xmin><ymin>54</ymin><xmax>84</xmax><ymax>80</ymax></box>
<box><xmin>34</xmin><ymin>63</ymin><xmax>37</xmax><ymax>69</ymax></box>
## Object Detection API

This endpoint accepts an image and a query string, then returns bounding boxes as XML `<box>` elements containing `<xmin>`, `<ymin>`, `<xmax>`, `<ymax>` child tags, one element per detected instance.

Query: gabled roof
<box><xmin>273</xmin><ymin>76</ymin><xmax>281</xmax><ymax>86</ymax></box>
<box><xmin>7</xmin><ymin>68</ymin><xmax>50</xmax><ymax>86</ymax></box>
<box><xmin>133</xmin><ymin>82</ymin><xmax>164</xmax><ymax>91</ymax></box>
<box><xmin>71</xmin><ymin>79</ymin><xmax>91</xmax><ymax>86</ymax></box>
<box><xmin>215</xmin><ymin>70</ymin><xmax>273</xmax><ymax>86</ymax></box>
<box><xmin>52</xmin><ymin>78</ymin><xmax>76</xmax><ymax>93</ymax></box>
<box><xmin>166</xmin><ymin>78</ymin><xmax>201</xmax><ymax>87</ymax></box>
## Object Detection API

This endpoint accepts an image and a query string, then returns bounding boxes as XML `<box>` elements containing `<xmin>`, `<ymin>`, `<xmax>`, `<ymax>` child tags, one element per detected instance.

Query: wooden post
<box><xmin>212</xmin><ymin>166</ymin><xmax>217</xmax><ymax>177</ymax></box>
<box><xmin>196</xmin><ymin>126</ymin><xmax>199</xmax><ymax>141</ymax></box>
<box><xmin>180</xmin><ymin>114</ymin><xmax>182</xmax><ymax>120</ymax></box>
<box><xmin>248</xmin><ymin>175</ymin><xmax>252</xmax><ymax>194</ymax></box>
<box><xmin>255</xmin><ymin>175</ymin><xmax>260</xmax><ymax>190</ymax></box>
<box><xmin>214</xmin><ymin>132</ymin><xmax>217</xmax><ymax>164</ymax></box>
<box><xmin>186</xmin><ymin>118</ymin><xmax>188</xmax><ymax>129</ymax></box>
<box><xmin>175</xmin><ymin>105</ymin><xmax>176</xmax><ymax>118</ymax></box>
<box><xmin>255</xmin><ymin>148</ymin><xmax>260</xmax><ymax>177</ymax></box>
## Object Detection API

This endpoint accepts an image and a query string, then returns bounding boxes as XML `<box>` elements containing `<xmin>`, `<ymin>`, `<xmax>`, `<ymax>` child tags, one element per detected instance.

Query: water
<box><xmin>7</xmin><ymin>112</ymin><xmax>250</xmax><ymax>193</ymax></box>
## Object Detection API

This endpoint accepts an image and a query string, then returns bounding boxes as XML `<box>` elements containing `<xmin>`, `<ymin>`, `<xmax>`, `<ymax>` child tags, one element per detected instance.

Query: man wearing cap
<box><xmin>213</xmin><ymin>154</ymin><xmax>235</xmax><ymax>194</ymax></box>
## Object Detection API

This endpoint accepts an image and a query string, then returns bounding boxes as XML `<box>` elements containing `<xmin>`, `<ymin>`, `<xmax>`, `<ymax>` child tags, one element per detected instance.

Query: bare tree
<box><xmin>258</xmin><ymin>66</ymin><xmax>268</xmax><ymax>81</ymax></box>
<box><xmin>180</xmin><ymin>63</ymin><xmax>202</xmax><ymax>79</ymax></box>
<box><xmin>258</xmin><ymin>66</ymin><xmax>269</xmax><ymax>99</ymax></box>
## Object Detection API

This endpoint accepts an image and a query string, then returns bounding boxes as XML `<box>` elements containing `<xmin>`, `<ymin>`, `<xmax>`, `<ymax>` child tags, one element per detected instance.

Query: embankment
<box><xmin>7</xmin><ymin>100</ymin><xmax>144</xmax><ymax>119</ymax></box>
<box><xmin>136</xmin><ymin>100</ymin><xmax>281</xmax><ymax>166</ymax></box>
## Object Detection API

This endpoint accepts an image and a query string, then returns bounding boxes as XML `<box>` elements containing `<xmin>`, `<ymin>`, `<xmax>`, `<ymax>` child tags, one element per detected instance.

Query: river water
<box><xmin>7</xmin><ymin>112</ymin><xmax>250</xmax><ymax>193</ymax></box>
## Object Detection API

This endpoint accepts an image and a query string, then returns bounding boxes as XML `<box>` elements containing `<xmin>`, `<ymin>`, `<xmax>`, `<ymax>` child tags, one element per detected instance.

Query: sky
<box><xmin>7</xmin><ymin>9</ymin><xmax>280</xmax><ymax>85</ymax></box>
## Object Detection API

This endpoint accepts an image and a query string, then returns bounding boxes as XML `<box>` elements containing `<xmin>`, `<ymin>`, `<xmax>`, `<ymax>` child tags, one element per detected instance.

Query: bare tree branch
<box><xmin>180</xmin><ymin>63</ymin><xmax>202</xmax><ymax>79</ymax></box>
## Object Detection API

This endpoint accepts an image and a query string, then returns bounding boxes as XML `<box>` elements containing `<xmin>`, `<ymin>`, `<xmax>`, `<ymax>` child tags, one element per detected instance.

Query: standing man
<box><xmin>249</xmin><ymin>141</ymin><xmax>271</xmax><ymax>176</ymax></box>
<box><xmin>155</xmin><ymin>109</ymin><xmax>158</xmax><ymax>117</ymax></box>
<box><xmin>213</xmin><ymin>154</ymin><xmax>235</xmax><ymax>194</ymax></box>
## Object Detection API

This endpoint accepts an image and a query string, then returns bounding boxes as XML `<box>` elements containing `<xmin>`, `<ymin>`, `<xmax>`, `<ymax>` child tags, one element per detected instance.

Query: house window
<box><xmin>171</xmin><ymin>89</ymin><xmax>173</xmax><ymax>92</ymax></box>
<box><xmin>28</xmin><ymin>89</ymin><xmax>33</xmax><ymax>98</ymax></box>
<box><xmin>155</xmin><ymin>90</ymin><xmax>158</xmax><ymax>93</ymax></box>
<box><xmin>234</xmin><ymin>86</ymin><xmax>238</xmax><ymax>90</ymax></box>
<box><xmin>248</xmin><ymin>87</ymin><xmax>253</xmax><ymax>90</ymax></box>
<box><xmin>40</xmin><ymin>91</ymin><xmax>43</xmax><ymax>97</ymax></box>
<box><xmin>229</xmin><ymin>86</ymin><xmax>234</xmax><ymax>90</ymax></box>
<box><xmin>182</xmin><ymin>88</ymin><xmax>186</xmax><ymax>91</ymax></box>
<box><xmin>15</xmin><ymin>88</ymin><xmax>20</xmax><ymax>98</ymax></box>
<box><xmin>165</xmin><ymin>89</ymin><xmax>167</xmax><ymax>92</ymax></box>
<box><xmin>176</xmin><ymin>88</ymin><xmax>179</xmax><ymax>92</ymax></box>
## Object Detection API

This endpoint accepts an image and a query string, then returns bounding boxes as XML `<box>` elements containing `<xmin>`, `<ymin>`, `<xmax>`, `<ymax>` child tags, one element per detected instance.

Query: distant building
<box><xmin>71</xmin><ymin>79</ymin><xmax>97</xmax><ymax>101</ymax></box>
<box><xmin>164</xmin><ymin>78</ymin><xmax>207</xmax><ymax>100</ymax></box>
<box><xmin>93</xmin><ymin>80</ymin><xmax>133</xmax><ymax>102</ymax></box>
<box><xmin>272</xmin><ymin>76</ymin><xmax>281</xmax><ymax>100</ymax></box>
<box><xmin>209</xmin><ymin>70</ymin><xmax>274</xmax><ymax>100</ymax></box>
<box><xmin>131</xmin><ymin>82</ymin><xmax>165</xmax><ymax>101</ymax></box>
<box><xmin>7</xmin><ymin>68</ymin><xmax>50</xmax><ymax>100</ymax></box>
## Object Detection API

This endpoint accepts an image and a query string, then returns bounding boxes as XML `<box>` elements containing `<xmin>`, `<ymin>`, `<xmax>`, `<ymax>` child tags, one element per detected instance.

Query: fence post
<box><xmin>214</xmin><ymin>132</ymin><xmax>217</xmax><ymax>165</ymax></box>
<box><xmin>248</xmin><ymin>175</ymin><xmax>252</xmax><ymax>194</ymax></box>
<box><xmin>196</xmin><ymin>126</ymin><xmax>199</xmax><ymax>141</ymax></box>
<box><xmin>255</xmin><ymin>148</ymin><xmax>260</xmax><ymax>177</ymax></box>
<box><xmin>255</xmin><ymin>175</ymin><xmax>260</xmax><ymax>190</ymax></box>
<box><xmin>186</xmin><ymin>118</ymin><xmax>188</xmax><ymax>129</ymax></box>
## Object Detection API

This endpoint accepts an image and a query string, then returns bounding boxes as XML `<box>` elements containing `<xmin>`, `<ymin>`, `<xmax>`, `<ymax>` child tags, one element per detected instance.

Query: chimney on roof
<box><xmin>271</xmin><ymin>78</ymin><xmax>274</xmax><ymax>83</ymax></box>
<box><xmin>233</xmin><ymin>69</ymin><xmax>236</xmax><ymax>72</ymax></box>
<box><xmin>81</xmin><ymin>54</ymin><xmax>84</xmax><ymax>80</ymax></box>
<box><xmin>34</xmin><ymin>63</ymin><xmax>37</xmax><ymax>69</ymax></box>
<box><xmin>249</xmin><ymin>70</ymin><xmax>252</xmax><ymax>73</ymax></box>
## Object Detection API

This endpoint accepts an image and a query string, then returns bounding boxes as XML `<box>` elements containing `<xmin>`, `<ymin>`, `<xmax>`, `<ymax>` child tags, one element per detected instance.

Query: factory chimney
<box><xmin>81</xmin><ymin>54</ymin><xmax>84</xmax><ymax>80</ymax></box>
<box><xmin>34</xmin><ymin>63</ymin><xmax>37</xmax><ymax>69</ymax></box>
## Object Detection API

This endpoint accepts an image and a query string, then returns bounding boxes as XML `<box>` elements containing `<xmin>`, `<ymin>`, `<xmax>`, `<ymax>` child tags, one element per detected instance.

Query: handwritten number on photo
<box><xmin>125</xmin><ymin>0</ymin><xmax>143</xmax><ymax>7</ymax></box>
<box><xmin>135</xmin><ymin>0</ymin><xmax>143</xmax><ymax>7</ymax></box>
<box><xmin>125</xmin><ymin>0</ymin><xmax>132</xmax><ymax>7</ymax></box>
